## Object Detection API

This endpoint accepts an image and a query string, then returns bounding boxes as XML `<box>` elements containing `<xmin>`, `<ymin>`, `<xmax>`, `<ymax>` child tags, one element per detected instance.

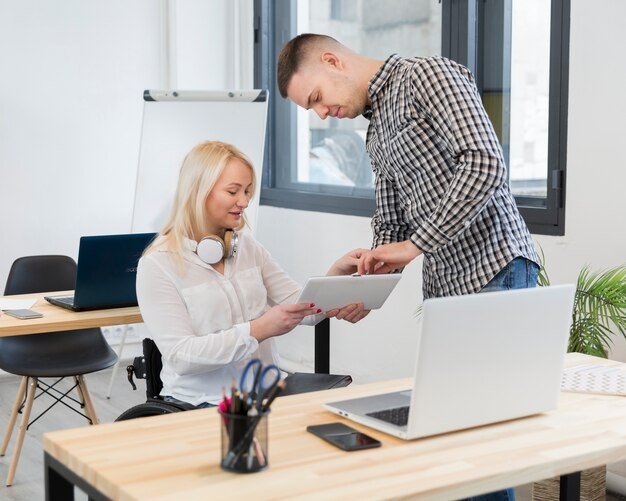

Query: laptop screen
<box><xmin>73</xmin><ymin>233</ymin><xmax>156</xmax><ymax>308</ymax></box>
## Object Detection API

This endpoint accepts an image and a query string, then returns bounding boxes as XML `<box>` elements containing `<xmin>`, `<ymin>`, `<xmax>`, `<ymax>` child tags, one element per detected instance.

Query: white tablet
<box><xmin>296</xmin><ymin>274</ymin><xmax>402</xmax><ymax>311</ymax></box>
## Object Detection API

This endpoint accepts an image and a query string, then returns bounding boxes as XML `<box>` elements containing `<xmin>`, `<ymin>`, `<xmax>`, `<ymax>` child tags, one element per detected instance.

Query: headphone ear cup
<box><xmin>223</xmin><ymin>230</ymin><xmax>238</xmax><ymax>259</ymax></box>
<box><xmin>196</xmin><ymin>236</ymin><xmax>225</xmax><ymax>264</ymax></box>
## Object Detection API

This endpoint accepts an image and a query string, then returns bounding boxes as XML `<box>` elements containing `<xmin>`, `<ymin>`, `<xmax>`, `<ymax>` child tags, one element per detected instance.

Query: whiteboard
<box><xmin>131</xmin><ymin>90</ymin><xmax>268</xmax><ymax>235</ymax></box>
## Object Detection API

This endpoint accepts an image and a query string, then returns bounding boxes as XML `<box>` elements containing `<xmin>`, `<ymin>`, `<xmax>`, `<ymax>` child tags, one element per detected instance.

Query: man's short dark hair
<box><xmin>277</xmin><ymin>33</ymin><xmax>339</xmax><ymax>98</ymax></box>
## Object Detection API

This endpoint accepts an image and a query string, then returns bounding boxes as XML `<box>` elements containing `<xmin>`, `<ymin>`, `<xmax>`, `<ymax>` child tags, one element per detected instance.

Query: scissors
<box><xmin>239</xmin><ymin>358</ymin><xmax>281</xmax><ymax>413</ymax></box>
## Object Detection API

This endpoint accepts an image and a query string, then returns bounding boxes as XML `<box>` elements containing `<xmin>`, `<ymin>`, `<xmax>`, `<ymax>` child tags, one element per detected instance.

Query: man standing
<box><xmin>279</xmin><ymin>33</ymin><xmax>541</xmax><ymax>501</ymax></box>
<box><xmin>277</xmin><ymin>33</ymin><xmax>539</xmax><ymax>301</ymax></box>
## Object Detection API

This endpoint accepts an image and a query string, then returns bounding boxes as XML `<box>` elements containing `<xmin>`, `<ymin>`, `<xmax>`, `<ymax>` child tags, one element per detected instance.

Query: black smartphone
<box><xmin>3</xmin><ymin>309</ymin><xmax>44</xmax><ymax>319</ymax></box>
<box><xmin>307</xmin><ymin>422</ymin><xmax>381</xmax><ymax>451</ymax></box>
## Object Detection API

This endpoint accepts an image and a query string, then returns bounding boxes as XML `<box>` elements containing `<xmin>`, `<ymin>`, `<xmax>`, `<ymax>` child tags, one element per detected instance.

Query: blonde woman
<box><xmin>136</xmin><ymin>141</ymin><xmax>366</xmax><ymax>408</ymax></box>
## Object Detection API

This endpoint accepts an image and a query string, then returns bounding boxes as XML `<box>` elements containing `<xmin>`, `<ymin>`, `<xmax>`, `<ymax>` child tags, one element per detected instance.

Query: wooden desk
<box><xmin>43</xmin><ymin>353</ymin><xmax>626</xmax><ymax>501</ymax></box>
<box><xmin>0</xmin><ymin>291</ymin><xmax>142</xmax><ymax>337</ymax></box>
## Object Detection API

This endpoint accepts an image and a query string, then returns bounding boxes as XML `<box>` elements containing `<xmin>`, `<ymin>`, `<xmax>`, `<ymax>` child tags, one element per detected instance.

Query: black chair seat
<box><xmin>0</xmin><ymin>328</ymin><xmax>118</xmax><ymax>377</ymax></box>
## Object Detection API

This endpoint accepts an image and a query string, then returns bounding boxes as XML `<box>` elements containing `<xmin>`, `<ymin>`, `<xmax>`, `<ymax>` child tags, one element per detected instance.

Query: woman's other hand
<box><xmin>325</xmin><ymin>303</ymin><xmax>370</xmax><ymax>324</ymax></box>
<box><xmin>251</xmin><ymin>302</ymin><xmax>320</xmax><ymax>341</ymax></box>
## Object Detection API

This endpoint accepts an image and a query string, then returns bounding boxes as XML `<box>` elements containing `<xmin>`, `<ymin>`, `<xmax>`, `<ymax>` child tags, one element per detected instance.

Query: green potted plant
<box><xmin>537</xmin><ymin>251</ymin><xmax>626</xmax><ymax>358</ymax></box>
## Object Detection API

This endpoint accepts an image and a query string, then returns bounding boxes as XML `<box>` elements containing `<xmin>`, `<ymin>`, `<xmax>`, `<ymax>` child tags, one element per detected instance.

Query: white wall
<box><xmin>0</xmin><ymin>1</ymin><xmax>161</xmax><ymax>287</ymax></box>
<box><xmin>0</xmin><ymin>0</ymin><xmax>249</xmax><ymax>289</ymax></box>
<box><xmin>256</xmin><ymin>0</ymin><xmax>626</xmax><ymax>380</ymax></box>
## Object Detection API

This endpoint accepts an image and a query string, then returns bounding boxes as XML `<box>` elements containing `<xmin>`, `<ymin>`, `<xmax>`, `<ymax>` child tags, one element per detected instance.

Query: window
<box><xmin>255</xmin><ymin>0</ymin><xmax>569</xmax><ymax>235</ymax></box>
<box><xmin>444</xmin><ymin>0</ymin><xmax>570</xmax><ymax>234</ymax></box>
<box><xmin>254</xmin><ymin>0</ymin><xmax>441</xmax><ymax>216</ymax></box>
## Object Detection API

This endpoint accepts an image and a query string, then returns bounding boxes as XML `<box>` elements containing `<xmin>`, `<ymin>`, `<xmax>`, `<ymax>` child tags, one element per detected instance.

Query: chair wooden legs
<box><xmin>2</xmin><ymin>375</ymin><xmax>99</xmax><ymax>486</ymax></box>
<box><xmin>6</xmin><ymin>376</ymin><xmax>37</xmax><ymax>486</ymax></box>
<box><xmin>0</xmin><ymin>376</ymin><xmax>28</xmax><ymax>457</ymax></box>
<box><xmin>75</xmin><ymin>375</ymin><xmax>99</xmax><ymax>425</ymax></box>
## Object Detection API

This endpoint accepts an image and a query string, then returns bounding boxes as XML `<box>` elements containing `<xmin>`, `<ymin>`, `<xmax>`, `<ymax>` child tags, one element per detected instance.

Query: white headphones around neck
<box><xmin>196</xmin><ymin>230</ymin><xmax>238</xmax><ymax>264</ymax></box>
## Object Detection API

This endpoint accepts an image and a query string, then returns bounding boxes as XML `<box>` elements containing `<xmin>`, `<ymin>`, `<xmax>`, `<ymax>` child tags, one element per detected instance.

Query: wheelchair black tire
<box><xmin>115</xmin><ymin>401</ymin><xmax>187</xmax><ymax>421</ymax></box>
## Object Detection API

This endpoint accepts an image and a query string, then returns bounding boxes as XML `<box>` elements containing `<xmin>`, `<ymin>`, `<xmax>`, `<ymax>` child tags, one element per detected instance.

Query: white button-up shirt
<box><xmin>136</xmin><ymin>233</ymin><xmax>320</xmax><ymax>406</ymax></box>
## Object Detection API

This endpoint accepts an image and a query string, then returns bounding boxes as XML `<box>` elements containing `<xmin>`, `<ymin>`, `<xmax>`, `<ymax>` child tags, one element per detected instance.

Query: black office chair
<box><xmin>0</xmin><ymin>255</ymin><xmax>118</xmax><ymax>486</ymax></box>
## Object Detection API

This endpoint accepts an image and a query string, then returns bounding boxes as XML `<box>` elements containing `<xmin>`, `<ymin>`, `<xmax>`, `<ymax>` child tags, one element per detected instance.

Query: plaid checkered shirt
<box><xmin>365</xmin><ymin>54</ymin><xmax>538</xmax><ymax>298</ymax></box>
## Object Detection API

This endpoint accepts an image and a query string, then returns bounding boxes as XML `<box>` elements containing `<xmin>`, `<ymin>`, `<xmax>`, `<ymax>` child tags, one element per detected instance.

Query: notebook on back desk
<box><xmin>45</xmin><ymin>233</ymin><xmax>156</xmax><ymax>312</ymax></box>
<box><xmin>324</xmin><ymin>285</ymin><xmax>576</xmax><ymax>440</ymax></box>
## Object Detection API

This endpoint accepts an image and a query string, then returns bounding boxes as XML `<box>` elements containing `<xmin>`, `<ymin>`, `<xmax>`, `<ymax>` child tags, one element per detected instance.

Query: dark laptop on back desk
<box><xmin>45</xmin><ymin>233</ymin><xmax>156</xmax><ymax>312</ymax></box>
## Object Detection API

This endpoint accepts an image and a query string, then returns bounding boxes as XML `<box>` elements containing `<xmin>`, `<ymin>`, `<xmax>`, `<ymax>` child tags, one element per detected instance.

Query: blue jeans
<box><xmin>458</xmin><ymin>258</ymin><xmax>538</xmax><ymax>501</ymax></box>
<box><xmin>480</xmin><ymin>257</ymin><xmax>540</xmax><ymax>293</ymax></box>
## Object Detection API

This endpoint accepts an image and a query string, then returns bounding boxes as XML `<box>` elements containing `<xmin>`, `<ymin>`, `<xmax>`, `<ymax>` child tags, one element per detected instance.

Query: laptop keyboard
<box><xmin>53</xmin><ymin>296</ymin><xmax>75</xmax><ymax>306</ymax></box>
<box><xmin>366</xmin><ymin>406</ymin><xmax>410</xmax><ymax>426</ymax></box>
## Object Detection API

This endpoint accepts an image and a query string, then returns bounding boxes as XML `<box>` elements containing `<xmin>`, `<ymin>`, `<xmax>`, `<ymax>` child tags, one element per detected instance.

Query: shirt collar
<box><xmin>367</xmin><ymin>54</ymin><xmax>403</xmax><ymax>103</ymax></box>
<box><xmin>182</xmin><ymin>237</ymin><xmax>198</xmax><ymax>253</ymax></box>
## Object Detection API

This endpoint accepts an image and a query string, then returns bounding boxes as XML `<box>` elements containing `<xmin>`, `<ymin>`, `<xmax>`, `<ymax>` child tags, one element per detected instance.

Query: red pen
<box><xmin>221</xmin><ymin>388</ymin><xmax>231</xmax><ymax>413</ymax></box>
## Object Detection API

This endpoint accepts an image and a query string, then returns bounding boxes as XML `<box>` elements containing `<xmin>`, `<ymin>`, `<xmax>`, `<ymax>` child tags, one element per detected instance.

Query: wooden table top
<box><xmin>43</xmin><ymin>353</ymin><xmax>626</xmax><ymax>500</ymax></box>
<box><xmin>0</xmin><ymin>291</ymin><xmax>142</xmax><ymax>337</ymax></box>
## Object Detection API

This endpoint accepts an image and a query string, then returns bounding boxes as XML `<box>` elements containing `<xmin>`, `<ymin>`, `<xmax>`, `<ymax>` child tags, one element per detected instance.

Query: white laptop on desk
<box><xmin>325</xmin><ymin>284</ymin><xmax>576</xmax><ymax>440</ymax></box>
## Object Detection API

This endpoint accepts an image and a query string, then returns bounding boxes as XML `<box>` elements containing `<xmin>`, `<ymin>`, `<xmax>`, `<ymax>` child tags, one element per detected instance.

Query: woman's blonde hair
<box><xmin>144</xmin><ymin>141</ymin><xmax>256</xmax><ymax>262</ymax></box>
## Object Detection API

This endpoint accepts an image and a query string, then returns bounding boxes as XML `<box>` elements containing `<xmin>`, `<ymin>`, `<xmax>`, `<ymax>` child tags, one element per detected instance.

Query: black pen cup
<box><xmin>219</xmin><ymin>409</ymin><xmax>270</xmax><ymax>473</ymax></box>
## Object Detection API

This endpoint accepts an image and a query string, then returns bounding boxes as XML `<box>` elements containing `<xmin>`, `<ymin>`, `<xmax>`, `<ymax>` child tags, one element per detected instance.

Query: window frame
<box><xmin>253</xmin><ymin>0</ymin><xmax>376</xmax><ymax>217</ymax></box>
<box><xmin>254</xmin><ymin>0</ymin><xmax>570</xmax><ymax>234</ymax></box>
<box><xmin>443</xmin><ymin>0</ymin><xmax>570</xmax><ymax>236</ymax></box>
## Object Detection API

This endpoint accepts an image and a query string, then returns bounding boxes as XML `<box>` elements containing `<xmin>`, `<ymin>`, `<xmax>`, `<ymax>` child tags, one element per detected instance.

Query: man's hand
<box><xmin>326</xmin><ymin>248</ymin><xmax>370</xmax><ymax>276</ymax></box>
<box><xmin>357</xmin><ymin>240</ymin><xmax>422</xmax><ymax>275</ymax></box>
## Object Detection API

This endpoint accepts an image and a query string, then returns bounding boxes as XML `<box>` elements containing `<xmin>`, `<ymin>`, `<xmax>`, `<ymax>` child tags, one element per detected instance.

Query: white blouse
<box><xmin>136</xmin><ymin>233</ymin><xmax>321</xmax><ymax>406</ymax></box>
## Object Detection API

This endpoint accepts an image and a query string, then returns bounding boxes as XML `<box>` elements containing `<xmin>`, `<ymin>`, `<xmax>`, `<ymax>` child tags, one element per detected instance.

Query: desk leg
<box><xmin>314</xmin><ymin>318</ymin><xmax>330</xmax><ymax>374</ymax></box>
<box><xmin>45</xmin><ymin>452</ymin><xmax>110</xmax><ymax>501</ymax></box>
<box><xmin>559</xmin><ymin>472</ymin><xmax>581</xmax><ymax>501</ymax></box>
<box><xmin>45</xmin><ymin>453</ymin><xmax>74</xmax><ymax>501</ymax></box>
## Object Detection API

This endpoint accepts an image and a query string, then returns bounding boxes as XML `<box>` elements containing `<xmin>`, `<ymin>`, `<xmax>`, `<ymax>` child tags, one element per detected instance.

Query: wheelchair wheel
<box><xmin>115</xmin><ymin>400</ymin><xmax>188</xmax><ymax>421</ymax></box>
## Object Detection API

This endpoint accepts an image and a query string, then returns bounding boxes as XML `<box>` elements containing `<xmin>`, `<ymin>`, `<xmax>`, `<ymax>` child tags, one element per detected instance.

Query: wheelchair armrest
<box><xmin>126</xmin><ymin>355</ymin><xmax>147</xmax><ymax>391</ymax></box>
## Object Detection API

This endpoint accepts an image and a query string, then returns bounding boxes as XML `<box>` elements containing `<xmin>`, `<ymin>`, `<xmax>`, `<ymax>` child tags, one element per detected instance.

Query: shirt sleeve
<box><xmin>371</xmin><ymin>168</ymin><xmax>413</xmax><ymax>249</ymax></box>
<box><xmin>136</xmin><ymin>255</ymin><xmax>259</xmax><ymax>376</ymax></box>
<box><xmin>409</xmin><ymin>58</ymin><xmax>507</xmax><ymax>253</ymax></box>
<box><xmin>254</xmin><ymin>241</ymin><xmax>324</xmax><ymax>326</ymax></box>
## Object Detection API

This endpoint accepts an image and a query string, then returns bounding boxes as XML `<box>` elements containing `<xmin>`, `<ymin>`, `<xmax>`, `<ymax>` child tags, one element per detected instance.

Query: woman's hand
<box><xmin>325</xmin><ymin>303</ymin><xmax>370</xmax><ymax>324</ymax></box>
<box><xmin>251</xmin><ymin>302</ymin><xmax>320</xmax><ymax>342</ymax></box>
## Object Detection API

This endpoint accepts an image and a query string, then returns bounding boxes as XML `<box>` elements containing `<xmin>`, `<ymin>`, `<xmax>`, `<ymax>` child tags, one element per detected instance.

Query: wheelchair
<box><xmin>116</xmin><ymin>336</ymin><xmax>352</xmax><ymax>421</ymax></box>
<box><xmin>115</xmin><ymin>338</ymin><xmax>196</xmax><ymax>421</ymax></box>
